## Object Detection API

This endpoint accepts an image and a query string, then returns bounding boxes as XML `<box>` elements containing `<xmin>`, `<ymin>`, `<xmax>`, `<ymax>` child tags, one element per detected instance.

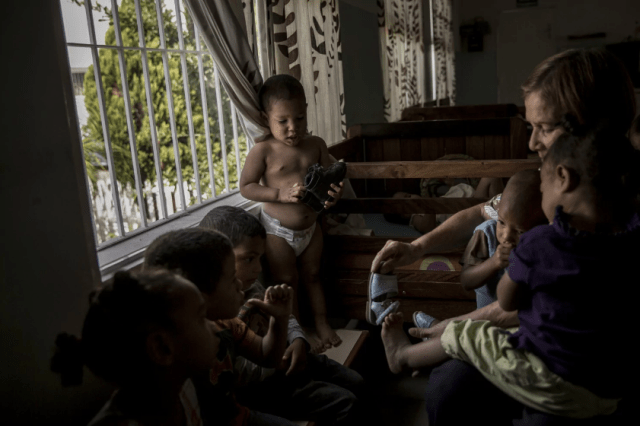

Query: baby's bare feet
<box><xmin>308</xmin><ymin>336</ymin><xmax>326</xmax><ymax>354</ymax></box>
<box><xmin>316</xmin><ymin>320</ymin><xmax>342</xmax><ymax>351</ymax></box>
<box><xmin>381</xmin><ymin>312</ymin><xmax>411</xmax><ymax>374</ymax></box>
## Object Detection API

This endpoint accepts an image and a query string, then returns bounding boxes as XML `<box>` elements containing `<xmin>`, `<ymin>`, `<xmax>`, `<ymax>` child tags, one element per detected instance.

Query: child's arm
<box><xmin>280</xmin><ymin>315</ymin><xmax>309</xmax><ymax>375</ymax></box>
<box><xmin>460</xmin><ymin>243</ymin><xmax>512</xmax><ymax>290</ymax></box>
<box><xmin>238</xmin><ymin>284</ymin><xmax>293</xmax><ymax>368</ymax></box>
<box><xmin>314</xmin><ymin>136</ymin><xmax>344</xmax><ymax>208</ymax></box>
<box><xmin>281</xmin><ymin>337</ymin><xmax>307</xmax><ymax>376</ymax></box>
<box><xmin>496</xmin><ymin>272</ymin><xmax>522</xmax><ymax>312</ymax></box>
<box><xmin>239</xmin><ymin>144</ymin><xmax>305</xmax><ymax>203</ymax></box>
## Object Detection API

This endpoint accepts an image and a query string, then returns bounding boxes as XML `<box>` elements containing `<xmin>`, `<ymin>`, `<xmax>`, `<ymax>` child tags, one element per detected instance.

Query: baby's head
<box><xmin>541</xmin><ymin>121</ymin><xmax>639</xmax><ymax>222</ymax></box>
<box><xmin>80</xmin><ymin>270</ymin><xmax>218</xmax><ymax>387</ymax></box>
<box><xmin>258</xmin><ymin>74</ymin><xmax>307</xmax><ymax>146</ymax></box>
<box><xmin>496</xmin><ymin>169</ymin><xmax>548</xmax><ymax>246</ymax></box>
<box><xmin>200</xmin><ymin>206</ymin><xmax>266</xmax><ymax>290</ymax></box>
<box><xmin>143</xmin><ymin>228</ymin><xmax>244</xmax><ymax>320</ymax></box>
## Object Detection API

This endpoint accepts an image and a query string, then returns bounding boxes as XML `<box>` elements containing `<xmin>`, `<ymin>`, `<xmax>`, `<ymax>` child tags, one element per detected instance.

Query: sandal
<box><xmin>412</xmin><ymin>311</ymin><xmax>437</xmax><ymax>341</ymax></box>
<box><xmin>366</xmin><ymin>272</ymin><xmax>400</xmax><ymax>325</ymax></box>
<box><xmin>413</xmin><ymin>311</ymin><xmax>436</xmax><ymax>329</ymax></box>
<box><xmin>301</xmin><ymin>162</ymin><xmax>347</xmax><ymax>213</ymax></box>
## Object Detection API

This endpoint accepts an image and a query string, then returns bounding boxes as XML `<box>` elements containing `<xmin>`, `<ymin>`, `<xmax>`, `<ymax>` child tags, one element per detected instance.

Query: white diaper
<box><xmin>260</xmin><ymin>210</ymin><xmax>317</xmax><ymax>257</ymax></box>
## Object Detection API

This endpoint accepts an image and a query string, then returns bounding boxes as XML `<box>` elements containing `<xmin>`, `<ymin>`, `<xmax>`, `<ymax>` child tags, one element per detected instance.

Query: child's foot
<box><xmin>308</xmin><ymin>336</ymin><xmax>326</xmax><ymax>354</ymax></box>
<box><xmin>381</xmin><ymin>312</ymin><xmax>412</xmax><ymax>374</ymax></box>
<box><xmin>316</xmin><ymin>320</ymin><xmax>342</xmax><ymax>351</ymax></box>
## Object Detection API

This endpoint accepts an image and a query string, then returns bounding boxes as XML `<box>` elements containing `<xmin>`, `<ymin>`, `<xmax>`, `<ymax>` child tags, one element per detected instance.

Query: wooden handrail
<box><xmin>330</xmin><ymin>197</ymin><xmax>488</xmax><ymax>214</ymax></box>
<box><xmin>346</xmin><ymin>118</ymin><xmax>513</xmax><ymax>139</ymax></box>
<box><xmin>400</xmin><ymin>103</ymin><xmax>520</xmax><ymax>121</ymax></box>
<box><xmin>344</xmin><ymin>159</ymin><xmax>540</xmax><ymax>179</ymax></box>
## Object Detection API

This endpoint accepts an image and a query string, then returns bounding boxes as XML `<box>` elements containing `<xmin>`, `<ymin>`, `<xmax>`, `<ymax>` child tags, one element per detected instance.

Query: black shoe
<box><xmin>301</xmin><ymin>162</ymin><xmax>347</xmax><ymax>213</ymax></box>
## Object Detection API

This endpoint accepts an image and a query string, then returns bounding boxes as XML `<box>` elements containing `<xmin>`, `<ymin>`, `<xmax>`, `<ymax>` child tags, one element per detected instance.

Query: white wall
<box><xmin>1</xmin><ymin>3</ymin><xmax>114</xmax><ymax>425</ymax></box>
<box><xmin>454</xmin><ymin>0</ymin><xmax>640</xmax><ymax>105</ymax></box>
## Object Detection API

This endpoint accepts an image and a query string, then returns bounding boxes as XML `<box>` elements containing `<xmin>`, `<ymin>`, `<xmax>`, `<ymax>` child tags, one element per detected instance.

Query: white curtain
<box><xmin>184</xmin><ymin>0</ymin><xmax>270</xmax><ymax>143</ymax></box>
<box><xmin>248</xmin><ymin>0</ymin><xmax>347</xmax><ymax>145</ymax></box>
<box><xmin>378</xmin><ymin>0</ymin><xmax>426</xmax><ymax>122</ymax></box>
<box><xmin>189</xmin><ymin>0</ymin><xmax>347</xmax><ymax>145</ymax></box>
<box><xmin>431</xmin><ymin>0</ymin><xmax>456</xmax><ymax>105</ymax></box>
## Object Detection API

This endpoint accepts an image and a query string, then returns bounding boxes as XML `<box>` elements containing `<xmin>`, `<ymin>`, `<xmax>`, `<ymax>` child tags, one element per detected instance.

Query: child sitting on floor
<box><xmin>459</xmin><ymin>169</ymin><xmax>548</xmax><ymax>309</ymax></box>
<box><xmin>143</xmin><ymin>228</ymin><xmax>297</xmax><ymax>426</ymax></box>
<box><xmin>200</xmin><ymin>206</ymin><xmax>363</xmax><ymax>424</ymax></box>
<box><xmin>381</xmin><ymin>123</ymin><xmax>640</xmax><ymax>419</ymax></box>
<box><xmin>52</xmin><ymin>269</ymin><xmax>219</xmax><ymax>426</ymax></box>
<box><xmin>240</xmin><ymin>74</ymin><xmax>344</xmax><ymax>352</ymax></box>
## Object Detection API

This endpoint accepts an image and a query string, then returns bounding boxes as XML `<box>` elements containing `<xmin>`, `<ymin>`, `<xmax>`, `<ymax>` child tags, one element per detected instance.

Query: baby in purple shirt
<box><xmin>380</xmin><ymin>123</ymin><xmax>640</xmax><ymax>418</ymax></box>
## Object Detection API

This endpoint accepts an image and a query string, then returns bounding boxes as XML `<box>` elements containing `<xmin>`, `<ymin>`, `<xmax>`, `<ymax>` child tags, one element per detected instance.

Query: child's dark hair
<box><xmin>258</xmin><ymin>74</ymin><xmax>306</xmax><ymax>112</ymax></box>
<box><xmin>51</xmin><ymin>269</ymin><xmax>187</xmax><ymax>387</ymax></box>
<box><xmin>502</xmin><ymin>169</ymin><xmax>548</xmax><ymax>227</ymax></box>
<box><xmin>199</xmin><ymin>206</ymin><xmax>266</xmax><ymax>247</ymax></box>
<box><xmin>545</xmin><ymin>117</ymin><xmax>640</xmax><ymax>214</ymax></box>
<box><xmin>143</xmin><ymin>228</ymin><xmax>233</xmax><ymax>294</ymax></box>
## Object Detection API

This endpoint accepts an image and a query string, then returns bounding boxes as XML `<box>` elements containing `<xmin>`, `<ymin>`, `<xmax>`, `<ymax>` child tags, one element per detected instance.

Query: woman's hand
<box><xmin>324</xmin><ymin>182</ymin><xmax>344</xmax><ymax>209</ymax></box>
<box><xmin>371</xmin><ymin>240</ymin><xmax>422</xmax><ymax>274</ymax></box>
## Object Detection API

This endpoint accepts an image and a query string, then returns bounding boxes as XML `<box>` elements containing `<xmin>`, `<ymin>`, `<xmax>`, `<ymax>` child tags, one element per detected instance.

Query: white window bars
<box><xmin>62</xmin><ymin>0</ymin><xmax>249</xmax><ymax>246</ymax></box>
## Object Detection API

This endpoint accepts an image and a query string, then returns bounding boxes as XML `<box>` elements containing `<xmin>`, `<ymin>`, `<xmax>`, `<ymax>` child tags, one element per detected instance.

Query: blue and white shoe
<box><xmin>412</xmin><ymin>311</ymin><xmax>437</xmax><ymax>341</ymax></box>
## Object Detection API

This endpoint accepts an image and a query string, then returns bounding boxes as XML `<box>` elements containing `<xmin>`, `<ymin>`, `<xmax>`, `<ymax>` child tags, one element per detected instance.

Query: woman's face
<box><xmin>524</xmin><ymin>91</ymin><xmax>566</xmax><ymax>160</ymax></box>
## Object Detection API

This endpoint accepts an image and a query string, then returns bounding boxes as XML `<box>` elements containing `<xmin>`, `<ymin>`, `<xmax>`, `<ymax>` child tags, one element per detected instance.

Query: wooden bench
<box><xmin>324</xmin><ymin>119</ymin><xmax>539</xmax><ymax>323</ymax></box>
<box><xmin>400</xmin><ymin>103</ymin><xmax>520</xmax><ymax>121</ymax></box>
<box><xmin>340</xmin><ymin>118</ymin><xmax>529</xmax><ymax>197</ymax></box>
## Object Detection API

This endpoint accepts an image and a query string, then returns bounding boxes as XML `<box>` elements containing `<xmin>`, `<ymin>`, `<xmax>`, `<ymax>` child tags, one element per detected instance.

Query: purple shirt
<box><xmin>507</xmin><ymin>206</ymin><xmax>640</xmax><ymax>398</ymax></box>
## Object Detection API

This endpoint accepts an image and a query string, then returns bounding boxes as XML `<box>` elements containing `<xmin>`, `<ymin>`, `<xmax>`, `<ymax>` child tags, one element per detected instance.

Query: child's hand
<box><xmin>247</xmin><ymin>284</ymin><xmax>293</xmax><ymax>320</ymax></box>
<box><xmin>492</xmin><ymin>243</ymin><xmax>513</xmax><ymax>269</ymax></box>
<box><xmin>324</xmin><ymin>182</ymin><xmax>344</xmax><ymax>209</ymax></box>
<box><xmin>280</xmin><ymin>338</ymin><xmax>307</xmax><ymax>376</ymax></box>
<box><xmin>278</xmin><ymin>183</ymin><xmax>305</xmax><ymax>204</ymax></box>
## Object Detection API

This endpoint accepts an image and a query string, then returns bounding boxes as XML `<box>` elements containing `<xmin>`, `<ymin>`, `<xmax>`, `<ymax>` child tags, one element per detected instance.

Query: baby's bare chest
<box><xmin>264</xmin><ymin>146</ymin><xmax>319</xmax><ymax>180</ymax></box>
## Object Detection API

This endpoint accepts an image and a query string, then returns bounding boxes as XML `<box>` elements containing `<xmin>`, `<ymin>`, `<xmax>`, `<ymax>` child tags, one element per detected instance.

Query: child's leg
<box><xmin>305</xmin><ymin>353</ymin><xmax>364</xmax><ymax>393</ymax></box>
<box><xmin>265</xmin><ymin>234</ymin><xmax>299</xmax><ymax>316</ymax></box>
<box><xmin>298</xmin><ymin>224</ymin><xmax>342</xmax><ymax>351</ymax></box>
<box><xmin>381</xmin><ymin>313</ymin><xmax>450</xmax><ymax>374</ymax></box>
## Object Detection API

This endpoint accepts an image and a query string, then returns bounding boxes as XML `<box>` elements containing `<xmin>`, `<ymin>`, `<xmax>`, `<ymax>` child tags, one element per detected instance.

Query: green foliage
<box><xmin>79</xmin><ymin>0</ymin><xmax>247</xmax><ymax>219</ymax></box>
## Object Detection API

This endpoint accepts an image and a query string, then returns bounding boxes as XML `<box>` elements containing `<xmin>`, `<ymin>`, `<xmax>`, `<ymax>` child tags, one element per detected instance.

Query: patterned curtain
<box><xmin>431</xmin><ymin>0</ymin><xmax>456</xmax><ymax>105</ymax></box>
<box><xmin>378</xmin><ymin>0</ymin><xmax>426</xmax><ymax>122</ymax></box>
<box><xmin>245</xmin><ymin>0</ymin><xmax>347</xmax><ymax>145</ymax></box>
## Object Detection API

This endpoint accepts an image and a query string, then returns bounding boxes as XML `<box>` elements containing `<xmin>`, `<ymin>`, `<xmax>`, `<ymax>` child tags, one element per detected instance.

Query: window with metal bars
<box><xmin>61</xmin><ymin>0</ymin><xmax>250</xmax><ymax>248</ymax></box>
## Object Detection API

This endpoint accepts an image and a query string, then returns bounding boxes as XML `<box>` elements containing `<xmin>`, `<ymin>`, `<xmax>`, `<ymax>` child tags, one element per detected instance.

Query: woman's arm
<box><xmin>372</xmin><ymin>202</ymin><xmax>488</xmax><ymax>274</ymax></box>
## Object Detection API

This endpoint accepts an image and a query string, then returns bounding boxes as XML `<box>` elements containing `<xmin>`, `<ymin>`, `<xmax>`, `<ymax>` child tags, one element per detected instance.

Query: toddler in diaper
<box><xmin>240</xmin><ymin>74</ymin><xmax>344</xmax><ymax>352</ymax></box>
